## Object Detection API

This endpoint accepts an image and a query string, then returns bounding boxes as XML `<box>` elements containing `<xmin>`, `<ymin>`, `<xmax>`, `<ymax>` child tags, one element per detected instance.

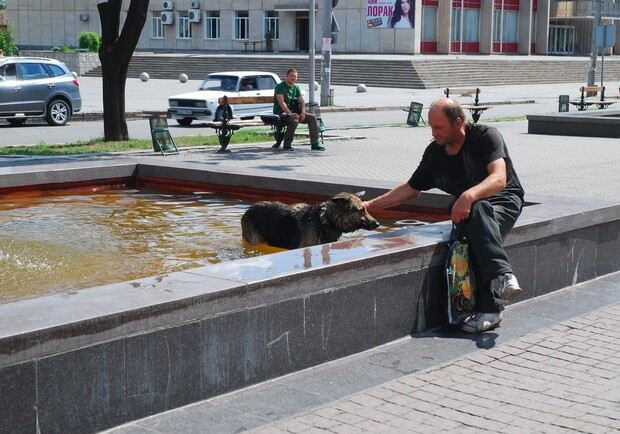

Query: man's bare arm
<box><xmin>364</xmin><ymin>182</ymin><xmax>421</xmax><ymax>213</ymax></box>
<box><xmin>451</xmin><ymin>158</ymin><xmax>507</xmax><ymax>223</ymax></box>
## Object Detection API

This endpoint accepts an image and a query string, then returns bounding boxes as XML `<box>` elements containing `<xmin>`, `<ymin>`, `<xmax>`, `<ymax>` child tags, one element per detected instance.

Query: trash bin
<box><xmin>307</xmin><ymin>102</ymin><xmax>326</xmax><ymax>142</ymax></box>
<box><xmin>405</xmin><ymin>101</ymin><xmax>426</xmax><ymax>127</ymax></box>
<box><xmin>149</xmin><ymin>115</ymin><xmax>179</xmax><ymax>156</ymax></box>
<box><xmin>328</xmin><ymin>88</ymin><xmax>335</xmax><ymax>106</ymax></box>
<box><xmin>558</xmin><ymin>95</ymin><xmax>570</xmax><ymax>113</ymax></box>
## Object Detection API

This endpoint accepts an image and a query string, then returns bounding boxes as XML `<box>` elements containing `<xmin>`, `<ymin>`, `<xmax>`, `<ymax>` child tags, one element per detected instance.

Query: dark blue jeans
<box><xmin>458</xmin><ymin>191</ymin><xmax>523</xmax><ymax>313</ymax></box>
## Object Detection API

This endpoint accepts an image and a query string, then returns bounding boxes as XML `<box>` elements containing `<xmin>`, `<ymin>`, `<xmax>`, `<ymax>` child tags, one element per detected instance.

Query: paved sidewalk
<box><xmin>250</xmin><ymin>300</ymin><xmax>620</xmax><ymax>433</ymax></box>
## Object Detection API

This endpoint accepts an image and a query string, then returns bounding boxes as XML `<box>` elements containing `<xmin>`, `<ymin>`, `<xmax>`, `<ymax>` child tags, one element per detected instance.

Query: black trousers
<box><xmin>458</xmin><ymin>191</ymin><xmax>523</xmax><ymax>313</ymax></box>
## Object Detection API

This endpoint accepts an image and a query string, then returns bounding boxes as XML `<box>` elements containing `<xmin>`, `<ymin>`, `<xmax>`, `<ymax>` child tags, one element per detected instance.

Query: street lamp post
<box><xmin>320</xmin><ymin>0</ymin><xmax>333</xmax><ymax>106</ymax></box>
<box><xmin>587</xmin><ymin>0</ymin><xmax>602</xmax><ymax>87</ymax></box>
<box><xmin>309</xmin><ymin>0</ymin><xmax>316</xmax><ymax>104</ymax></box>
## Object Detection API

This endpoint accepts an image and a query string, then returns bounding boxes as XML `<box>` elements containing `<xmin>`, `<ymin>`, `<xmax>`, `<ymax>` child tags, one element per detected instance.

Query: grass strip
<box><xmin>0</xmin><ymin>129</ymin><xmax>275</xmax><ymax>156</ymax></box>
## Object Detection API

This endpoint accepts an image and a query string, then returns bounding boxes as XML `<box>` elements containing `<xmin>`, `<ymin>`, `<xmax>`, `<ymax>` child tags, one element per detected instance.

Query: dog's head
<box><xmin>325</xmin><ymin>191</ymin><xmax>380</xmax><ymax>232</ymax></box>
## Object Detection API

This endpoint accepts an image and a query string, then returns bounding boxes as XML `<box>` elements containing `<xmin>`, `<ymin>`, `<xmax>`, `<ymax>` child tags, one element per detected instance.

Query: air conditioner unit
<box><xmin>188</xmin><ymin>9</ymin><xmax>201</xmax><ymax>22</ymax></box>
<box><xmin>162</xmin><ymin>1</ymin><xmax>174</xmax><ymax>10</ymax></box>
<box><xmin>161</xmin><ymin>11</ymin><xmax>174</xmax><ymax>24</ymax></box>
<box><xmin>190</xmin><ymin>1</ymin><xmax>200</xmax><ymax>9</ymax></box>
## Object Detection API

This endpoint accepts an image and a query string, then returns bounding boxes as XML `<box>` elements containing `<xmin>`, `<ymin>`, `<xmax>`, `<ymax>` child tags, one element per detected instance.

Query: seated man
<box><xmin>364</xmin><ymin>98</ymin><xmax>525</xmax><ymax>334</ymax></box>
<box><xmin>273</xmin><ymin>68</ymin><xmax>324</xmax><ymax>151</ymax></box>
<box><xmin>240</xmin><ymin>78</ymin><xmax>255</xmax><ymax>91</ymax></box>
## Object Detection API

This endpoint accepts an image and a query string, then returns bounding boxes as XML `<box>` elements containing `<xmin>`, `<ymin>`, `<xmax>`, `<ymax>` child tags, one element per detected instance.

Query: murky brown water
<box><xmin>0</xmin><ymin>185</ymin><xmax>436</xmax><ymax>304</ymax></box>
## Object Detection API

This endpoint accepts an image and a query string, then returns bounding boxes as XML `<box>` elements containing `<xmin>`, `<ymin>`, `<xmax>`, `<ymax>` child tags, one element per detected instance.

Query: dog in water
<box><xmin>241</xmin><ymin>192</ymin><xmax>380</xmax><ymax>249</ymax></box>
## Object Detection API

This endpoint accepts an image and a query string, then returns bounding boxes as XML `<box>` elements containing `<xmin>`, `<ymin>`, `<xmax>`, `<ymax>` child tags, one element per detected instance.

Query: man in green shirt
<box><xmin>273</xmin><ymin>68</ymin><xmax>324</xmax><ymax>151</ymax></box>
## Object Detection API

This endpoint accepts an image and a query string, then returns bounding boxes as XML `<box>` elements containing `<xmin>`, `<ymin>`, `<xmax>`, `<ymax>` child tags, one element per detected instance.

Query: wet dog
<box><xmin>241</xmin><ymin>192</ymin><xmax>380</xmax><ymax>249</ymax></box>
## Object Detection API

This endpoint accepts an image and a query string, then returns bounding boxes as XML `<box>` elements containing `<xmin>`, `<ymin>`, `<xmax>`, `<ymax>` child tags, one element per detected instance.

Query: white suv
<box><xmin>167</xmin><ymin>71</ymin><xmax>280</xmax><ymax>126</ymax></box>
<box><xmin>0</xmin><ymin>57</ymin><xmax>82</xmax><ymax>126</ymax></box>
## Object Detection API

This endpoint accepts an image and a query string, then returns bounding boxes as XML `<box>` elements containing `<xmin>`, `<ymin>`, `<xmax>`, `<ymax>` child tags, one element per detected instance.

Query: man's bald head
<box><xmin>429</xmin><ymin>98</ymin><xmax>467</xmax><ymax>126</ymax></box>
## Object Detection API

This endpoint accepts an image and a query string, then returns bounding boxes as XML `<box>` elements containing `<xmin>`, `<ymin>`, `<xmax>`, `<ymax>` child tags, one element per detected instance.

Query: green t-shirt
<box><xmin>273</xmin><ymin>81</ymin><xmax>302</xmax><ymax>114</ymax></box>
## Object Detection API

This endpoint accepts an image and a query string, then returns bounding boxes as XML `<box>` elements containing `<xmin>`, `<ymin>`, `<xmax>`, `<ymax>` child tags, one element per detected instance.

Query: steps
<box><xmin>412</xmin><ymin>58</ymin><xmax>618</xmax><ymax>89</ymax></box>
<box><xmin>83</xmin><ymin>54</ymin><xmax>620</xmax><ymax>90</ymax></box>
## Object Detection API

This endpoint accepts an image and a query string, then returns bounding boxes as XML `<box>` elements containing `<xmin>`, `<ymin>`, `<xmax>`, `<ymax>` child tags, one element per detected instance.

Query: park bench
<box><xmin>204</xmin><ymin>95</ymin><xmax>287</xmax><ymax>152</ymax></box>
<box><xmin>444</xmin><ymin>87</ymin><xmax>493</xmax><ymax>123</ymax></box>
<box><xmin>236</xmin><ymin>40</ymin><xmax>262</xmax><ymax>52</ymax></box>
<box><xmin>569</xmin><ymin>86</ymin><xmax>616</xmax><ymax>111</ymax></box>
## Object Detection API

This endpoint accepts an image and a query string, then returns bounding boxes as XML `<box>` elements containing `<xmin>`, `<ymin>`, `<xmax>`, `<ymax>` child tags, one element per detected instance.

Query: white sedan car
<box><xmin>167</xmin><ymin>71</ymin><xmax>281</xmax><ymax>126</ymax></box>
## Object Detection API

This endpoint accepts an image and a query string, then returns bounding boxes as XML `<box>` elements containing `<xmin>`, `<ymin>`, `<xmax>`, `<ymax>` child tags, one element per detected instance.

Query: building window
<box><xmin>205</xmin><ymin>11</ymin><xmax>220</xmax><ymax>39</ymax></box>
<box><xmin>264</xmin><ymin>11</ymin><xmax>279</xmax><ymax>40</ymax></box>
<box><xmin>451</xmin><ymin>8</ymin><xmax>479</xmax><ymax>42</ymax></box>
<box><xmin>421</xmin><ymin>6</ymin><xmax>437</xmax><ymax>41</ymax></box>
<box><xmin>493</xmin><ymin>9</ymin><xmax>518</xmax><ymax>43</ymax></box>
<box><xmin>151</xmin><ymin>12</ymin><xmax>165</xmax><ymax>39</ymax></box>
<box><xmin>177</xmin><ymin>10</ymin><xmax>192</xmax><ymax>39</ymax></box>
<box><xmin>234</xmin><ymin>11</ymin><xmax>249</xmax><ymax>40</ymax></box>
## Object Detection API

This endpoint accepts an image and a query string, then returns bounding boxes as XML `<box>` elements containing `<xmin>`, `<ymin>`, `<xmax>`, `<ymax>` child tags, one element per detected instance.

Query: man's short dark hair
<box><xmin>286</xmin><ymin>68</ymin><xmax>298</xmax><ymax>75</ymax></box>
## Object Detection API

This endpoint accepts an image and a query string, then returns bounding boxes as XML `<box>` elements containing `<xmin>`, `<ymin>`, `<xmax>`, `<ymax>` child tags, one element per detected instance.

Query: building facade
<box><xmin>4</xmin><ymin>0</ymin><xmax>619</xmax><ymax>56</ymax></box>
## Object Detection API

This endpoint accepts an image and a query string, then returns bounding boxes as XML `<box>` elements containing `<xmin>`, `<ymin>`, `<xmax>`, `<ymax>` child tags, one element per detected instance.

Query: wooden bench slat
<box><xmin>579</xmin><ymin>86</ymin><xmax>605</xmax><ymax>93</ymax></box>
<box><xmin>461</xmin><ymin>104</ymin><xmax>493</xmax><ymax>110</ymax></box>
<box><xmin>217</xmin><ymin>95</ymin><xmax>274</xmax><ymax>105</ymax></box>
<box><xmin>444</xmin><ymin>88</ymin><xmax>480</xmax><ymax>96</ymax></box>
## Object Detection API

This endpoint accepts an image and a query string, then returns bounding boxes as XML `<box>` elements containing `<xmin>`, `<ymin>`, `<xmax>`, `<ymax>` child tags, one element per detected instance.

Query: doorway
<box><xmin>296</xmin><ymin>12</ymin><xmax>309</xmax><ymax>51</ymax></box>
<box><xmin>548</xmin><ymin>24</ymin><xmax>575</xmax><ymax>55</ymax></box>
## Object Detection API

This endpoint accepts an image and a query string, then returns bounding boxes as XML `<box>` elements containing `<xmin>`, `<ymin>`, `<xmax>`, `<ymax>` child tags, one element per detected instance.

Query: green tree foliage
<box><xmin>0</xmin><ymin>16</ymin><xmax>17</xmax><ymax>56</ymax></box>
<box><xmin>79</xmin><ymin>31</ymin><xmax>101</xmax><ymax>52</ymax></box>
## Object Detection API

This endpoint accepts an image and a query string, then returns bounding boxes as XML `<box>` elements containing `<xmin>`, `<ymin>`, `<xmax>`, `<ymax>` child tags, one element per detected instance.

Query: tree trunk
<box><xmin>98</xmin><ymin>0</ymin><xmax>148</xmax><ymax>141</ymax></box>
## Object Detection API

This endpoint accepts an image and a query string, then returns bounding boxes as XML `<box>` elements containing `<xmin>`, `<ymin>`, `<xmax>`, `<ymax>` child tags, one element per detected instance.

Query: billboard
<box><xmin>367</xmin><ymin>0</ymin><xmax>415</xmax><ymax>29</ymax></box>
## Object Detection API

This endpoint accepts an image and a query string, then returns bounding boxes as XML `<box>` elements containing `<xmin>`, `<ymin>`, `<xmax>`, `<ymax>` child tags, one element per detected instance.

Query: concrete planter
<box><xmin>21</xmin><ymin>50</ymin><xmax>100</xmax><ymax>76</ymax></box>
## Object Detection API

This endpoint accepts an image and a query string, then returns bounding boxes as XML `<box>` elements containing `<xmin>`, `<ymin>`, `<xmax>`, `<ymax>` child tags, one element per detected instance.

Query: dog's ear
<box><xmin>354</xmin><ymin>191</ymin><xmax>366</xmax><ymax>198</ymax></box>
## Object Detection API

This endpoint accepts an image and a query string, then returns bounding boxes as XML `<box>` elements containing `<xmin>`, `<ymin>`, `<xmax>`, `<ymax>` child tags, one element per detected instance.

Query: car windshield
<box><xmin>199</xmin><ymin>75</ymin><xmax>239</xmax><ymax>92</ymax></box>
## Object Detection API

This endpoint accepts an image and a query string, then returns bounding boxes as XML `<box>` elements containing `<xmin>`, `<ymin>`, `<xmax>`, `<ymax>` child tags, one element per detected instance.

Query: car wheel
<box><xmin>45</xmin><ymin>99</ymin><xmax>71</xmax><ymax>126</ymax></box>
<box><xmin>214</xmin><ymin>105</ymin><xmax>233</xmax><ymax>122</ymax></box>
<box><xmin>176</xmin><ymin>117</ymin><xmax>193</xmax><ymax>126</ymax></box>
<box><xmin>7</xmin><ymin>118</ymin><xmax>27</xmax><ymax>126</ymax></box>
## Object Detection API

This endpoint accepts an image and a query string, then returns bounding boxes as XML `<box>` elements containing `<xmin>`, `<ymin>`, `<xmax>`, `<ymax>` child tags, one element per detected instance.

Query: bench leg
<box><xmin>271</xmin><ymin>124</ymin><xmax>287</xmax><ymax>149</ymax></box>
<box><xmin>470</xmin><ymin>108</ymin><xmax>483</xmax><ymax>124</ymax></box>
<box><xmin>214</xmin><ymin>127</ymin><xmax>234</xmax><ymax>152</ymax></box>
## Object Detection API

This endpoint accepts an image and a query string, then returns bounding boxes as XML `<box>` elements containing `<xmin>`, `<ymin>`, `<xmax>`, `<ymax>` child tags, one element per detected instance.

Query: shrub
<box><xmin>79</xmin><ymin>31</ymin><xmax>100</xmax><ymax>52</ymax></box>
<box><xmin>52</xmin><ymin>44</ymin><xmax>74</xmax><ymax>52</ymax></box>
<box><xmin>0</xmin><ymin>15</ymin><xmax>17</xmax><ymax>56</ymax></box>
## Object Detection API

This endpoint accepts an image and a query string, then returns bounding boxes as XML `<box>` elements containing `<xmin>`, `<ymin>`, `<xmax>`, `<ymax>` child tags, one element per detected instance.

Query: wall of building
<box><xmin>4</xmin><ymin>0</ymin><xmax>420</xmax><ymax>54</ymax></box>
<box><xmin>6</xmin><ymin>0</ymin><xmax>616</xmax><ymax>56</ymax></box>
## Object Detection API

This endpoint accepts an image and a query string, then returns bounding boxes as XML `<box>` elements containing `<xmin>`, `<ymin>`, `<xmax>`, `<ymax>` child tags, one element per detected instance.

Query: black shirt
<box><xmin>408</xmin><ymin>123</ymin><xmax>524</xmax><ymax>200</ymax></box>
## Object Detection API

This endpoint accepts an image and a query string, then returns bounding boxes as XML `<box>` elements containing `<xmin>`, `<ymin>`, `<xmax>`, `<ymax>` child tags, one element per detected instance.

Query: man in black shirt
<box><xmin>365</xmin><ymin>98</ymin><xmax>524</xmax><ymax>333</ymax></box>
